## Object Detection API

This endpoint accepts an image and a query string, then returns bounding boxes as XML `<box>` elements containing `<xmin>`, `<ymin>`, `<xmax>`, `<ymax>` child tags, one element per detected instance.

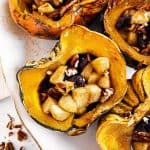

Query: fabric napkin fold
<box><xmin>0</xmin><ymin>61</ymin><xmax>10</xmax><ymax>100</ymax></box>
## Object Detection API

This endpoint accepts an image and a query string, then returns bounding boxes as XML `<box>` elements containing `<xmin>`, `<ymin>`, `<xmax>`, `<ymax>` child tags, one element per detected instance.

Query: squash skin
<box><xmin>9</xmin><ymin>0</ymin><xmax>108</xmax><ymax>39</ymax></box>
<box><xmin>17</xmin><ymin>25</ymin><xmax>127</xmax><ymax>135</ymax></box>
<box><xmin>96</xmin><ymin>66</ymin><xmax>150</xmax><ymax>150</ymax></box>
<box><xmin>104</xmin><ymin>0</ymin><xmax>150</xmax><ymax>65</ymax></box>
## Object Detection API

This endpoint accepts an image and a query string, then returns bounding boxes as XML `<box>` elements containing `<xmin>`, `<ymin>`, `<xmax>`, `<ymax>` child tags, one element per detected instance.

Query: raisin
<box><xmin>67</xmin><ymin>75</ymin><xmax>85</xmax><ymax>88</ymax></box>
<box><xmin>38</xmin><ymin>75</ymin><xmax>53</xmax><ymax>93</ymax></box>
<box><xmin>78</xmin><ymin>54</ymin><xmax>90</xmax><ymax>72</ymax></box>
<box><xmin>134</xmin><ymin>116</ymin><xmax>150</xmax><ymax>133</ymax></box>
<box><xmin>116</xmin><ymin>15</ymin><xmax>131</xmax><ymax>30</ymax></box>
<box><xmin>47</xmin><ymin>87</ymin><xmax>62</xmax><ymax>100</ymax></box>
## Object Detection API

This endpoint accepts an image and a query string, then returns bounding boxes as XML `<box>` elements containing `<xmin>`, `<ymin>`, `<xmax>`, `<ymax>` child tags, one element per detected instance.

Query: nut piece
<box><xmin>98</xmin><ymin>72</ymin><xmax>110</xmax><ymax>89</ymax></box>
<box><xmin>86</xmin><ymin>84</ymin><xmax>101</xmax><ymax>104</ymax></box>
<box><xmin>100</xmin><ymin>88</ymin><xmax>114</xmax><ymax>103</ymax></box>
<box><xmin>38</xmin><ymin>3</ymin><xmax>55</xmax><ymax>14</ymax></box>
<box><xmin>42</xmin><ymin>97</ymin><xmax>70</xmax><ymax>121</ymax></box>
<box><xmin>65</xmin><ymin>67</ymin><xmax>78</xmax><ymax>77</ymax></box>
<box><xmin>72</xmin><ymin>87</ymin><xmax>89</xmax><ymax>109</ymax></box>
<box><xmin>55</xmin><ymin>81</ymin><xmax>74</xmax><ymax>95</ymax></box>
<box><xmin>17</xmin><ymin>130</ymin><xmax>28</xmax><ymax>141</ymax></box>
<box><xmin>59</xmin><ymin>95</ymin><xmax>77</xmax><ymax>113</ymax></box>
<box><xmin>50</xmin><ymin>66</ymin><xmax>67</xmax><ymax>84</ymax></box>
<box><xmin>5</xmin><ymin>142</ymin><xmax>15</xmax><ymax>150</ymax></box>
<box><xmin>91</xmin><ymin>57</ymin><xmax>110</xmax><ymax>75</ymax></box>
<box><xmin>70</xmin><ymin>54</ymin><xmax>79</xmax><ymax>68</ymax></box>
<box><xmin>88</xmin><ymin>72</ymin><xmax>99</xmax><ymax>84</ymax></box>
<box><xmin>81</xmin><ymin>63</ymin><xmax>93</xmax><ymax>80</ymax></box>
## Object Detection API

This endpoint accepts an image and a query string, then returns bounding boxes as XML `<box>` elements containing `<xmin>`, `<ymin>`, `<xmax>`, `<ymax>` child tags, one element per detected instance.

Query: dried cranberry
<box><xmin>47</xmin><ymin>88</ymin><xmax>62</xmax><ymax>100</ymax></box>
<box><xmin>78</xmin><ymin>54</ymin><xmax>90</xmax><ymax>72</ymax></box>
<box><xmin>134</xmin><ymin>116</ymin><xmax>150</xmax><ymax>133</ymax></box>
<box><xmin>116</xmin><ymin>15</ymin><xmax>131</xmax><ymax>30</ymax></box>
<box><xmin>67</xmin><ymin>75</ymin><xmax>85</xmax><ymax>87</ymax></box>
<box><xmin>38</xmin><ymin>75</ymin><xmax>53</xmax><ymax>93</ymax></box>
<box><xmin>145</xmin><ymin>23</ymin><xmax>150</xmax><ymax>40</ymax></box>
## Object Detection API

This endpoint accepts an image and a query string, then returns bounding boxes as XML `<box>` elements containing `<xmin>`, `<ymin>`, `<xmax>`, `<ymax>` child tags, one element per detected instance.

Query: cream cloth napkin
<box><xmin>0</xmin><ymin>61</ymin><xmax>10</xmax><ymax>100</ymax></box>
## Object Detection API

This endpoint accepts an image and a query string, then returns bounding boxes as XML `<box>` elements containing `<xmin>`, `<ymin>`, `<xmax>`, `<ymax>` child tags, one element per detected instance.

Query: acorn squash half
<box><xmin>104</xmin><ymin>0</ymin><xmax>150</xmax><ymax>66</ymax></box>
<box><xmin>17</xmin><ymin>25</ymin><xmax>127</xmax><ymax>135</ymax></box>
<box><xmin>96</xmin><ymin>66</ymin><xmax>150</xmax><ymax>150</ymax></box>
<box><xmin>9</xmin><ymin>0</ymin><xmax>108</xmax><ymax>38</ymax></box>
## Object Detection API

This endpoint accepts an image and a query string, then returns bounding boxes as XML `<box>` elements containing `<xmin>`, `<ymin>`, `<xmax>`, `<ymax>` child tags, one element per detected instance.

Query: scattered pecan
<box><xmin>8</xmin><ymin>132</ymin><xmax>14</xmax><ymax>137</ymax></box>
<box><xmin>6</xmin><ymin>115</ymin><xmax>15</xmax><ymax>130</ymax></box>
<box><xmin>0</xmin><ymin>142</ymin><xmax>5</xmax><ymax>150</ymax></box>
<box><xmin>14</xmin><ymin>124</ymin><xmax>22</xmax><ymax>129</ymax></box>
<box><xmin>19</xmin><ymin>146</ymin><xmax>25</xmax><ymax>150</ymax></box>
<box><xmin>6</xmin><ymin>121</ymin><xmax>14</xmax><ymax>130</ymax></box>
<box><xmin>17</xmin><ymin>130</ymin><xmax>28</xmax><ymax>142</ymax></box>
<box><xmin>5</xmin><ymin>142</ymin><xmax>15</xmax><ymax>150</ymax></box>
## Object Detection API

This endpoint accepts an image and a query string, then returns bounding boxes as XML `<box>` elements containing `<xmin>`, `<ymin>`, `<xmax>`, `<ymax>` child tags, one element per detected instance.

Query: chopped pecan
<box><xmin>5</xmin><ymin>142</ymin><xmax>15</xmax><ymax>150</ymax></box>
<box><xmin>17</xmin><ymin>130</ymin><xmax>28</xmax><ymax>141</ymax></box>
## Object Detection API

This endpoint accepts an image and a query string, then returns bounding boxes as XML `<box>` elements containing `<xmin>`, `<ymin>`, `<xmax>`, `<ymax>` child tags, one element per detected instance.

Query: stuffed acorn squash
<box><xmin>9</xmin><ymin>0</ymin><xmax>108</xmax><ymax>38</ymax></box>
<box><xmin>96</xmin><ymin>66</ymin><xmax>150</xmax><ymax>150</ymax></box>
<box><xmin>104</xmin><ymin>0</ymin><xmax>150</xmax><ymax>66</ymax></box>
<box><xmin>17</xmin><ymin>25</ymin><xmax>127</xmax><ymax>135</ymax></box>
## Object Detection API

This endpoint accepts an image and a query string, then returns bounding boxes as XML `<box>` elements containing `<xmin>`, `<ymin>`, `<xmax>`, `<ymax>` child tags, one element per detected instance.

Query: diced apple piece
<box><xmin>81</xmin><ymin>64</ymin><xmax>93</xmax><ymax>80</ymax></box>
<box><xmin>50</xmin><ymin>66</ymin><xmax>67</xmax><ymax>84</ymax></box>
<box><xmin>65</xmin><ymin>81</ymin><xmax>74</xmax><ymax>94</ymax></box>
<box><xmin>77</xmin><ymin>107</ymin><xmax>86</xmax><ymax>115</ymax></box>
<box><xmin>59</xmin><ymin>95</ymin><xmax>77</xmax><ymax>113</ymax></box>
<box><xmin>50</xmin><ymin>105</ymin><xmax>70</xmax><ymax>121</ymax></box>
<box><xmin>91</xmin><ymin>57</ymin><xmax>110</xmax><ymax>75</ymax></box>
<box><xmin>42</xmin><ymin>97</ymin><xmax>56</xmax><ymax>114</ymax></box>
<box><xmin>72</xmin><ymin>87</ymin><xmax>89</xmax><ymax>108</ymax></box>
<box><xmin>88</xmin><ymin>72</ymin><xmax>99</xmax><ymax>84</ymax></box>
<box><xmin>98</xmin><ymin>72</ymin><xmax>110</xmax><ymax>89</ymax></box>
<box><xmin>86</xmin><ymin>84</ymin><xmax>101</xmax><ymax>104</ymax></box>
<box><xmin>42</xmin><ymin>96</ymin><xmax>70</xmax><ymax>121</ymax></box>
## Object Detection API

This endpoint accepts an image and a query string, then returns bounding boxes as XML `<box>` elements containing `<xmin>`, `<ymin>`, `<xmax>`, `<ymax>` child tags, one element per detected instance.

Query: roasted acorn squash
<box><xmin>104</xmin><ymin>0</ymin><xmax>150</xmax><ymax>66</ymax></box>
<box><xmin>9</xmin><ymin>0</ymin><xmax>108</xmax><ymax>38</ymax></box>
<box><xmin>96</xmin><ymin>66</ymin><xmax>150</xmax><ymax>150</ymax></box>
<box><xmin>17</xmin><ymin>25</ymin><xmax>127</xmax><ymax>135</ymax></box>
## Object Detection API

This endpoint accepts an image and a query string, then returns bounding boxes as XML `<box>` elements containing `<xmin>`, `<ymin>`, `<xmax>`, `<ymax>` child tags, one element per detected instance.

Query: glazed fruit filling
<box><xmin>23</xmin><ymin>0</ymin><xmax>77</xmax><ymax>20</ymax></box>
<box><xmin>116</xmin><ymin>9</ymin><xmax>150</xmax><ymax>55</ymax></box>
<box><xmin>38</xmin><ymin>53</ymin><xmax>114</xmax><ymax>121</ymax></box>
<box><xmin>133</xmin><ymin>115</ymin><xmax>150</xmax><ymax>142</ymax></box>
